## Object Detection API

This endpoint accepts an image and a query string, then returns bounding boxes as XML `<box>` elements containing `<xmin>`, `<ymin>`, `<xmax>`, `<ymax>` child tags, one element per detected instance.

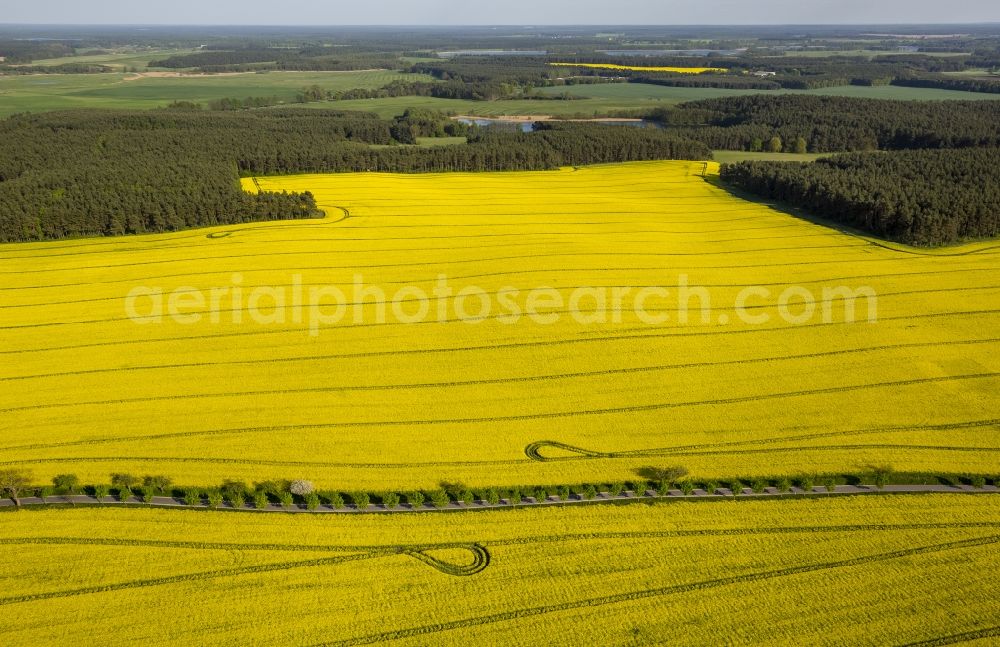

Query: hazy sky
<box><xmin>1</xmin><ymin>0</ymin><xmax>997</xmax><ymax>26</ymax></box>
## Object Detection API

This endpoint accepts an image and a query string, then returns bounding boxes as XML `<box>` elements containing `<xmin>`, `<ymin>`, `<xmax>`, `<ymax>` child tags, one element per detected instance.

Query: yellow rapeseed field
<box><xmin>0</xmin><ymin>495</ymin><xmax>998</xmax><ymax>645</ymax></box>
<box><xmin>549</xmin><ymin>62</ymin><xmax>728</xmax><ymax>74</ymax></box>
<box><xmin>1</xmin><ymin>161</ymin><xmax>998</xmax><ymax>490</ymax></box>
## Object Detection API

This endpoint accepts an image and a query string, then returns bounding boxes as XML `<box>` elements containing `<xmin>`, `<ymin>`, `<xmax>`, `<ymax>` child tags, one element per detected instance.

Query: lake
<box><xmin>456</xmin><ymin>118</ymin><xmax>663</xmax><ymax>132</ymax></box>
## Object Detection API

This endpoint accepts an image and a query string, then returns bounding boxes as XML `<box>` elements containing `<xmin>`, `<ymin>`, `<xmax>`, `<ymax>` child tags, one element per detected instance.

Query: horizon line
<box><xmin>1</xmin><ymin>22</ymin><xmax>999</xmax><ymax>28</ymax></box>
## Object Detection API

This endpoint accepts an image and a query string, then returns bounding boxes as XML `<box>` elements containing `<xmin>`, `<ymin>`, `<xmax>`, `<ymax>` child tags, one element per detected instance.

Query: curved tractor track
<box><xmin>405</xmin><ymin>544</ymin><xmax>491</xmax><ymax>577</ymax></box>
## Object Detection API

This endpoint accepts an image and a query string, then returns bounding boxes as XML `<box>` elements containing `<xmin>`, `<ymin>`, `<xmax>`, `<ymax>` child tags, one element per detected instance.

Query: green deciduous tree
<box><xmin>94</xmin><ymin>484</ymin><xmax>111</xmax><ymax>502</ymax></box>
<box><xmin>351</xmin><ymin>492</ymin><xmax>370</xmax><ymax>510</ymax></box>
<box><xmin>143</xmin><ymin>475</ymin><xmax>173</xmax><ymax>493</ymax></box>
<box><xmin>0</xmin><ymin>470</ymin><xmax>32</xmax><ymax>506</ymax></box>
<box><xmin>431</xmin><ymin>490</ymin><xmax>451</xmax><ymax>509</ymax></box>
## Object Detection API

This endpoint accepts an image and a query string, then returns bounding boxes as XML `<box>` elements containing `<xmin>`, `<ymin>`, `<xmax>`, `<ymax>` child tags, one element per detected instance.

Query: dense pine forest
<box><xmin>3</xmin><ymin>26</ymin><xmax>1000</xmax><ymax>245</ymax></box>
<box><xmin>657</xmin><ymin>96</ymin><xmax>1000</xmax><ymax>152</ymax></box>
<box><xmin>0</xmin><ymin>110</ymin><xmax>709</xmax><ymax>242</ymax></box>
<box><xmin>720</xmin><ymin>148</ymin><xmax>1000</xmax><ymax>246</ymax></box>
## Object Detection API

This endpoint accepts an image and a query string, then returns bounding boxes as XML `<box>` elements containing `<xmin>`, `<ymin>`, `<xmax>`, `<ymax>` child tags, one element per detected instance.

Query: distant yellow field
<box><xmin>550</xmin><ymin>62</ymin><xmax>728</xmax><ymax>73</ymax></box>
<box><xmin>0</xmin><ymin>495</ymin><xmax>997</xmax><ymax>645</ymax></box>
<box><xmin>1</xmin><ymin>161</ymin><xmax>998</xmax><ymax>490</ymax></box>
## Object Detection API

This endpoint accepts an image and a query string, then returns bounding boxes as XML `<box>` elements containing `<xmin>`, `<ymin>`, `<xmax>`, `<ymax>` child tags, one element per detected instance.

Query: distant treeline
<box><xmin>720</xmin><ymin>148</ymin><xmax>1000</xmax><ymax>246</ymax></box>
<box><xmin>653</xmin><ymin>95</ymin><xmax>1000</xmax><ymax>152</ymax></box>
<box><xmin>332</xmin><ymin>79</ymin><xmax>518</xmax><ymax>102</ymax></box>
<box><xmin>891</xmin><ymin>75</ymin><xmax>1000</xmax><ymax>94</ymax></box>
<box><xmin>631</xmin><ymin>75</ymin><xmax>783</xmax><ymax>90</ymax></box>
<box><xmin>0</xmin><ymin>39</ymin><xmax>75</xmax><ymax>63</ymax></box>
<box><xmin>411</xmin><ymin>60</ymin><xmax>556</xmax><ymax>84</ymax></box>
<box><xmin>0</xmin><ymin>63</ymin><xmax>112</xmax><ymax>74</ymax></box>
<box><xmin>148</xmin><ymin>48</ymin><xmax>398</xmax><ymax>72</ymax></box>
<box><xmin>234</xmin><ymin>118</ymin><xmax>710</xmax><ymax>175</ymax></box>
<box><xmin>0</xmin><ymin>110</ymin><xmax>709</xmax><ymax>242</ymax></box>
<box><xmin>406</xmin><ymin>55</ymin><xmax>1000</xmax><ymax>97</ymax></box>
<box><xmin>536</xmin><ymin>54</ymin><xmax>969</xmax><ymax>89</ymax></box>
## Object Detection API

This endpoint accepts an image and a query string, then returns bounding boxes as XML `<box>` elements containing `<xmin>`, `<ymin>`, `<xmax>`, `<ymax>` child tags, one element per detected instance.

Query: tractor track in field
<box><xmin>0</xmin><ymin>229</ymin><xmax>848</xmax><ymax>275</ymax></box>
<box><xmin>2</xmin><ymin>332</ymin><xmax>997</xmax><ymax>395</ymax></box>
<box><xmin>524</xmin><ymin>418</ymin><xmax>1000</xmax><ymax>462</ymax></box>
<box><xmin>4</xmin><ymin>445</ymin><xmax>998</xmax><ymax>470</ymax></box>
<box><xmin>321</xmin><ymin>534</ymin><xmax>1000</xmax><ymax>645</ymax></box>
<box><xmin>3</xmin><ymin>304</ymin><xmax>1000</xmax><ymax>360</ymax></box>
<box><xmin>0</xmin><ymin>553</ymin><xmax>380</xmax><ymax>607</ymax></box>
<box><xmin>7</xmin><ymin>520</ymin><xmax>1000</xmax><ymax>609</ymax></box>
<box><xmin>6</xmin><ymin>521</ymin><xmax>1000</xmax><ymax>606</ymax></box>
<box><xmin>3</xmin><ymin>521</ymin><xmax>997</xmax><ymax>644</ymax></box>
<box><xmin>5</xmin><ymin>522</ymin><xmax>1000</xmax><ymax>553</ymax></box>
<box><xmin>901</xmin><ymin>625</ymin><xmax>1000</xmax><ymax>646</ymax></box>
<box><xmin>0</xmin><ymin>542</ymin><xmax>491</xmax><ymax>608</ymax></box>
<box><xmin>4</xmin><ymin>240</ymin><xmax>992</xmax><ymax>293</ymax></box>
<box><xmin>3</xmin><ymin>281</ymin><xmax>998</xmax><ymax>332</ymax></box>
<box><xmin>1</xmin><ymin>263</ymin><xmax>993</xmax><ymax>311</ymax></box>
<box><xmin>3</xmin><ymin>372</ymin><xmax>998</xmax><ymax>449</ymax></box>
<box><xmin>0</xmin><ymin>220</ymin><xmax>800</xmax><ymax>270</ymax></box>
<box><xmin>0</xmin><ymin>230</ymin><xmax>837</xmax><ymax>265</ymax></box>
<box><xmin>0</xmin><ymin>243</ymin><xmax>877</xmax><ymax>277</ymax></box>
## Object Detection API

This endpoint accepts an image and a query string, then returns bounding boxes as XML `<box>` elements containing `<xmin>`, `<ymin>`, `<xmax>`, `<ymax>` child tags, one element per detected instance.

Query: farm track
<box><xmin>3</xmin><ymin>485</ymin><xmax>998</xmax><ymax>514</ymax></box>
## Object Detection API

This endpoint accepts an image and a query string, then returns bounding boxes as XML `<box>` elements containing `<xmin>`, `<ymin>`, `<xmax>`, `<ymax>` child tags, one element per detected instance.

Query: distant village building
<box><xmin>753</xmin><ymin>71</ymin><xmax>777</xmax><ymax>77</ymax></box>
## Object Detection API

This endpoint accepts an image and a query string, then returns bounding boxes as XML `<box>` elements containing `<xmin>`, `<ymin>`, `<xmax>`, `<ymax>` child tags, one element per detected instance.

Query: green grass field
<box><xmin>20</xmin><ymin>48</ymin><xmax>201</xmax><ymax>70</ymax></box>
<box><xmin>416</xmin><ymin>136</ymin><xmax>468</xmax><ymax>146</ymax></box>
<box><xmin>312</xmin><ymin>83</ymin><xmax>1000</xmax><ymax>119</ymax></box>
<box><xmin>285</xmin><ymin>95</ymin><xmax>625</xmax><ymax>118</ymax></box>
<box><xmin>2</xmin><ymin>70</ymin><xmax>997</xmax><ymax>118</ymax></box>
<box><xmin>0</xmin><ymin>71</ymin><xmax>431</xmax><ymax>116</ymax></box>
<box><xmin>712</xmin><ymin>150</ymin><xmax>831</xmax><ymax>163</ymax></box>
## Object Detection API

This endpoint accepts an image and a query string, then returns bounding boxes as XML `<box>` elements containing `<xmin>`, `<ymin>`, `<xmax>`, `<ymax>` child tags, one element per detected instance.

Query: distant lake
<box><xmin>600</xmin><ymin>49</ymin><xmax>746</xmax><ymax>57</ymax></box>
<box><xmin>457</xmin><ymin>118</ymin><xmax>662</xmax><ymax>133</ymax></box>
<box><xmin>438</xmin><ymin>50</ymin><xmax>547</xmax><ymax>58</ymax></box>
